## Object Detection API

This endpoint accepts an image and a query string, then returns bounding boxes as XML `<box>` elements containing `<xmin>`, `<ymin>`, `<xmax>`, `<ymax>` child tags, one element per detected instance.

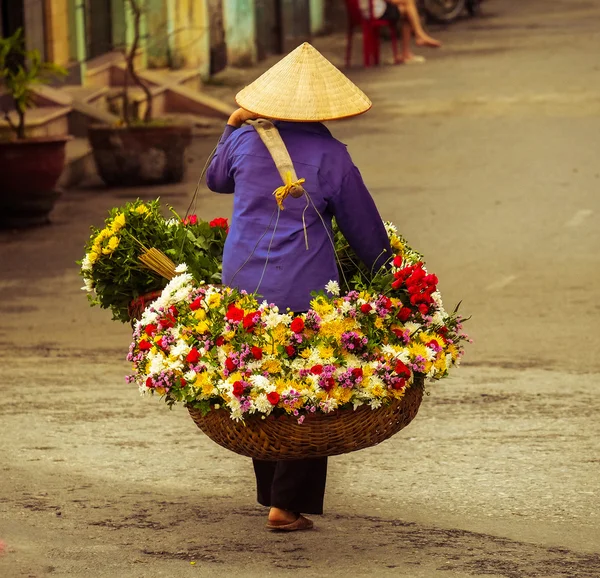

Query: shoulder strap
<box><xmin>246</xmin><ymin>118</ymin><xmax>306</xmax><ymax>209</ymax></box>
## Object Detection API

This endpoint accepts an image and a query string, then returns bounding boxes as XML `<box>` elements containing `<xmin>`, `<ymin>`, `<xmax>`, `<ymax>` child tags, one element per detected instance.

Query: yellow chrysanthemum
<box><xmin>262</xmin><ymin>359</ymin><xmax>282</xmax><ymax>374</ymax></box>
<box><xmin>331</xmin><ymin>387</ymin><xmax>352</xmax><ymax>405</ymax></box>
<box><xmin>434</xmin><ymin>355</ymin><xmax>449</xmax><ymax>373</ymax></box>
<box><xmin>107</xmin><ymin>236</ymin><xmax>119</xmax><ymax>251</ymax></box>
<box><xmin>88</xmin><ymin>250</ymin><xmax>100</xmax><ymax>264</ymax></box>
<box><xmin>135</xmin><ymin>205</ymin><xmax>149</xmax><ymax>215</ymax></box>
<box><xmin>300</xmin><ymin>348</ymin><xmax>312</xmax><ymax>359</ymax></box>
<box><xmin>195</xmin><ymin>371</ymin><xmax>212</xmax><ymax>392</ymax></box>
<box><xmin>391</xmin><ymin>387</ymin><xmax>406</xmax><ymax>399</ymax></box>
<box><xmin>310</xmin><ymin>297</ymin><xmax>333</xmax><ymax>317</ymax></box>
<box><xmin>207</xmin><ymin>293</ymin><xmax>221</xmax><ymax>307</ymax></box>
<box><xmin>271</xmin><ymin>324</ymin><xmax>289</xmax><ymax>346</ymax></box>
<box><xmin>371</xmin><ymin>384</ymin><xmax>385</xmax><ymax>397</ymax></box>
<box><xmin>111</xmin><ymin>213</ymin><xmax>126</xmax><ymax>233</ymax></box>
<box><xmin>374</xmin><ymin>317</ymin><xmax>385</xmax><ymax>329</ymax></box>
<box><xmin>194</xmin><ymin>309</ymin><xmax>207</xmax><ymax>320</ymax></box>
<box><xmin>196</xmin><ymin>321</ymin><xmax>209</xmax><ymax>334</ymax></box>
<box><xmin>446</xmin><ymin>344</ymin><xmax>458</xmax><ymax>361</ymax></box>
<box><xmin>318</xmin><ymin>345</ymin><xmax>334</xmax><ymax>359</ymax></box>
<box><xmin>408</xmin><ymin>342</ymin><xmax>429</xmax><ymax>360</ymax></box>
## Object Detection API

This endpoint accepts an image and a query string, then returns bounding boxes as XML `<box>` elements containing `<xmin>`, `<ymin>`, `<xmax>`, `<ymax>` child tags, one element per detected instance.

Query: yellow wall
<box><xmin>173</xmin><ymin>0</ymin><xmax>210</xmax><ymax>71</ymax></box>
<box><xmin>44</xmin><ymin>0</ymin><xmax>71</xmax><ymax>66</ymax></box>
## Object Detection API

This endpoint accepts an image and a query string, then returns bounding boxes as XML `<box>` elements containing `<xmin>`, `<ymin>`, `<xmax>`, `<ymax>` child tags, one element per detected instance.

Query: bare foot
<box><xmin>268</xmin><ymin>507</ymin><xmax>298</xmax><ymax>524</ymax></box>
<box><xmin>415</xmin><ymin>34</ymin><xmax>442</xmax><ymax>48</ymax></box>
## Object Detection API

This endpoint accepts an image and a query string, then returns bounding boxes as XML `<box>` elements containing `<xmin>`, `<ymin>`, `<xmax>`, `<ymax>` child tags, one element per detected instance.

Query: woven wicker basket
<box><xmin>188</xmin><ymin>374</ymin><xmax>424</xmax><ymax>460</ymax></box>
<box><xmin>128</xmin><ymin>290</ymin><xmax>163</xmax><ymax>323</ymax></box>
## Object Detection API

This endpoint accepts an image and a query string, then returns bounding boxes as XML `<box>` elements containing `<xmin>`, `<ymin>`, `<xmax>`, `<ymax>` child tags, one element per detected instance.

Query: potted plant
<box><xmin>0</xmin><ymin>29</ymin><xmax>68</xmax><ymax>228</ymax></box>
<box><xmin>88</xmin><ymin>0</ymin><xmax>193</xmax><ymax>187</ymax></box>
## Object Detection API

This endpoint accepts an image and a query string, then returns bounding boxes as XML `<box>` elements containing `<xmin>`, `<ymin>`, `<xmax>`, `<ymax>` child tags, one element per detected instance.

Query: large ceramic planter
<box><xmin>88</xmin><ymin>124</ymin><xmax>193</xmax><ymax>187</ymax></box>
<box><xmin>0</xmin><ymin>136</ymin><xmax>70</xmax><ymax>228</ymax></box>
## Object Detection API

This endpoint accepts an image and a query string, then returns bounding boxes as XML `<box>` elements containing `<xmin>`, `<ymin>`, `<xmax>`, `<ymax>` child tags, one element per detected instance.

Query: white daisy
<box><xmin>325</xmin><ymin>280</ymin><xmax>340</xmax><ymax>296</ymax></box>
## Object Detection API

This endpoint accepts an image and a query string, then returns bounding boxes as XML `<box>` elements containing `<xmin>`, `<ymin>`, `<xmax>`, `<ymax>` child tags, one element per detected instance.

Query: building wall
<box><xmin>309</xmin><ymin>0</ymin><xmax>325</xmax><ymax>35</ymax></box>
<box><xmin>222</xmin><ymin>0</ymin><xmax>257</xmax><ymax>67</ymax></box>
<box><xmin>173</xmin><ymin>0</ymin><xmax>211</xmax><ymax>72</ymax></box>
<box><xmin>144</xmin><ymin>0</ymin><xmax>211</xmax><ymax>74</ymax></box>
<box><xmin>43</xmin><ymin>0</ymin><xmax>70</xmax><ymax>65</ymax></box>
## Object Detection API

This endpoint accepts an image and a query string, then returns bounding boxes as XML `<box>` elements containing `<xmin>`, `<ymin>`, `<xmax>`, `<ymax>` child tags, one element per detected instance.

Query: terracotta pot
<box><xmin>88</xmin><ymin>124</ymin><xmax>193</xmax><ymax>187</ymax></box>
<box><xmin>0</xmin><ymin>136</ymin><xmax>70</xmax><ymax>228</ymax></box>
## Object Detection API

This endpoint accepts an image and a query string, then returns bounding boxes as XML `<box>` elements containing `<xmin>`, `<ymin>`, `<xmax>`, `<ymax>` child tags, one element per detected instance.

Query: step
<box><xmin>62</xmin><ymin>85</ymin><xmax>109</xmax><ymax>109</ymax></box>
<box><xmin>0</xmin><ymin>106</ymin><xmax>71</xmax><ymax>139</ymax></box>
<box><xmin>141</xmin><ymin>68</ymin><xmax>201</xmax><ymax>91</ymax></box>
<box><xmin>164</xmin><ymin>84</ymin><xmax>234</xmax><ymax>120</ymax></box>
<box><xmin>106</xmin><ymin>86</ymin><xmax>168</xmax><ymax>119</ymax></box>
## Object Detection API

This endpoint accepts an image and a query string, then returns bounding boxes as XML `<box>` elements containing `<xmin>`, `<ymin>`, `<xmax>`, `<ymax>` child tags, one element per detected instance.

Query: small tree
<box><xmin>0</xmin><ymin>29</ymin><xmax>66</xmax><ymax>140</ymax></box>
<box><xmin>122</xmin><ymin>0</ymin><xmax>153</xmax><ymax>125</ymax></box>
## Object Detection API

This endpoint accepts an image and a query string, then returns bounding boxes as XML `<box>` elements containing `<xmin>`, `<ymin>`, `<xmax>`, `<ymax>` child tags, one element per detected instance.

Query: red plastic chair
<box><xmin>344</xmin><ymin>0</ymin><xmax>400</xmax><ymax>67</ymax></box>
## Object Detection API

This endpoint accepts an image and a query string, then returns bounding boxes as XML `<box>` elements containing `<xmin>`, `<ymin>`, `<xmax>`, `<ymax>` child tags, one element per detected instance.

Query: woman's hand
<box><xmin>227</xmin><ymin>108</ymin><xmax>261</xmax><ymax>128</ymax></box>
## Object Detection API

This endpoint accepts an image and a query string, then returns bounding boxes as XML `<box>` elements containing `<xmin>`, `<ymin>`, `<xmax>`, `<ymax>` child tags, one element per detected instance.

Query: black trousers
<box><xmin>252</xmin><ymin>458</ymin><xmax>328</xmax><ymax>515</ymax></box>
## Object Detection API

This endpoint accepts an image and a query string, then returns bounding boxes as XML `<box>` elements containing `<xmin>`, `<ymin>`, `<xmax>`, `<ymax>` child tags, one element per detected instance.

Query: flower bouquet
<box><xmin>79</xmin><ymin>199</ymin><xmax>228</xmax><ymax>323</ymax></box>
<box><xmin>125</xmin><ymin>222</ymin><xmax>469</xmax><ymax>459</ymax></box>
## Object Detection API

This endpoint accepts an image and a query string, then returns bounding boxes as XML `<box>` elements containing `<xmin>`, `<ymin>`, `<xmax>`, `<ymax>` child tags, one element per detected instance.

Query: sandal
<box><xmin>266</xmin><ymin>515</ymin><xmax>314</xmax><ymax>532</ymax></box>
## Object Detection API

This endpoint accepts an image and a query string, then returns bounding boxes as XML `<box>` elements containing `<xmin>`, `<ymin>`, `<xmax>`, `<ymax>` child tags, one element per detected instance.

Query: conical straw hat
<box><xmin>235</xmin><ymin>43</ymin><xmax>372</xmax><ymax>122</ymax></box>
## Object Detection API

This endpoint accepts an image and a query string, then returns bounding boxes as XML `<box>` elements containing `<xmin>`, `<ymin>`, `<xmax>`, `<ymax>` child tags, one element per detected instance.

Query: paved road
<box><xmin>1</xmin><ymin>0</ymin><xmax>599</xmax><ymax>576</ymax></box>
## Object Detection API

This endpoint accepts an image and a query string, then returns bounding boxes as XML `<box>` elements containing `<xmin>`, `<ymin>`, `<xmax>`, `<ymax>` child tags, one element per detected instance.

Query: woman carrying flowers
<box><xmin>205</xmin><ymin>43</ymin><xmax>392</xmax><ymax>532</ymax></box>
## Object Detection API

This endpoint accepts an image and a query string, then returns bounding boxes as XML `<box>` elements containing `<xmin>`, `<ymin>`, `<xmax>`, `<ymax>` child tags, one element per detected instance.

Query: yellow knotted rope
<box><xmin>273</xmin><ymin>170</ymin><xmax>306</xmax><ymax>210</ymax></box>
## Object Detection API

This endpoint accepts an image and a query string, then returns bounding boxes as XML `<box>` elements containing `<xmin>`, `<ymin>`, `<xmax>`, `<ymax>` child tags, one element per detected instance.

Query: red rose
<box><xmin>267</xmin><ymin>391</ymin><xmax>280</xmax><ymax>405</ymax></box>
<box><xmin>144</xmin><ymin>324</ymin><xmax>157</xmax><ymax>336</ymax></box>
<box><xmin>186</xmin><ymin>347</ymin><xmax>200</xmax><ymax>363</ymax></box>
<box><xmin>393</xmin><ymin>378</ymin><xmax>407</xmax><ymax>390</ymax></box>
<box><xmin>397</xmin><ymin>307</ymin><xmax>412</xmax><ymax>322</ymax></box>
<box><xmin>251</xmin><ymin>346</ymin><xmax>263</xmax><ymax>360</ymax></box>
<box><xmin>360</xmin><ymin>303</ymin><xmax>372</xmax><ymax>314</ymax></box>
<box><xmin>183</xmin><ymin>214</ymin><xmax>198</xmax><ymax>226</ymax></box>
<box><xmin>382</xmin><ymin>297</ymin><xmax>392</xmax><ymax>309</ymax></box>
<box><xmin>169</xmin><ymin>306</ymin><xmax>179</xmax><ymax>317</ymax></box>
<box><xmin>352</xmin><ymin>368</ymin><xmax>363</xmax><ymax>379</ymax></box>
<box><xmin>310</xmin><ymin>364</ymin><xmax>323</xmax><ymax>375</ymax></box>
<box><xmin>138</xmin><ymin>340</ymin><xmax>152</xmax><ymax>351</ymax></box>
<box><xmin>209</xmin><ymin>217</ymin><xmax>229</xmax><ymax>231</ymax></box>
<box><xmin>226</xmin><ymin>306</ymin><xmax>244</xmax><ymax>322</ymax></box>
<box><xmin>145</xmin><ymin>377</ymin><xmax>154</xmax><ymax>387</ymax></box>
<box><xmin>418</xmin><ymin>303</ymin><xmax>430</xmax><ymax>315</ymax></box>
<box><xmin>232</xmin><ymin>381</ymin><xmax>245</xmax><ymax>397</ymax></box>
<box><xmin>243</xmin><ymin>312</ymin><xmax>258</xmax><ymax>331</ymax></box>
<box><xmin>391</xmin><ymin>278</ymin><xmax>403</xmax><ymax>290</ymax></box>
<box><xmin>159</xmin><ymin>314</ymin><xmax>176</xmax><ymax>329</ymax></box>
<box><xmin>215</xmin><ymin>336</ymin><xmax>225</xmax><ymax>347</ymax></box>
<box><xmin>392</xmin><ymin>328</ymin><xmax>404</xmax><ymax>339</ymax></box>
<box><xmin>321</xmin><ymin>377</ymin><xmax>335</xmax><ymax>392</ymax></box>
<box><xmin>285</xmin><ymin>345</ymin><xmax>296</xmax><ymax>357</ymax></box>
<box><xmin>180</xmin><ymin>377</ymin><xmax>186</xmax><ymax>386</ymax></box>
<box><xmin>290</xmin><ymin>317</ymin><xmax>305</xmax><ymax>333</ymax></box>
<box><xmin>225</xmin><ymin>357</ymin><xmax>236</xmax><ymax>372</ymax></box>
<box><xmin>393</xmin><ymin>256</ymin><xmax>403</xmax><ymax>267</ymax></box>
<box><xmin>394</xmin><ymin>360</ymin><xmax>410</xmax><ymax>377</ymax></box>
<box><xmin>190</xmin><ymin>297</ymin><xmax>202</xmax><ymax>311</ymax></box>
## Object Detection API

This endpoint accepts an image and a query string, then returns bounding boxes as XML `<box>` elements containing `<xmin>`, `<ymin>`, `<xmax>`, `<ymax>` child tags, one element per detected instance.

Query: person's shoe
<box><xmin>266</xmin><ymin>515</ymin><xmax>314</xmax><ymax>531</ymax></box>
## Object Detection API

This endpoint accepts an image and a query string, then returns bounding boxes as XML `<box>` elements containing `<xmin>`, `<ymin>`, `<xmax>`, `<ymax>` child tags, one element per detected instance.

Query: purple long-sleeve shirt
<box><xmin>206</xmin><ymin>121</ymin><xmax>392</xmax><ymax>312</ymax></box>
